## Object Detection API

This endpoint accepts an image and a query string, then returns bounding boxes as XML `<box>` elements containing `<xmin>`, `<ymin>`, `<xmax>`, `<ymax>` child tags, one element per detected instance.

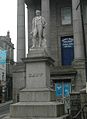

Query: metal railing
<box><xmin>73</xmin><ymin>104</ymin><xmax>87</xmax><ymax>119</ymax></box>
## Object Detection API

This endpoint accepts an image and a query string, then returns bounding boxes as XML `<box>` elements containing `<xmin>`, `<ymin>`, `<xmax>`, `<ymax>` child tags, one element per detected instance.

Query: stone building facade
<box><xmin>14</xmin><ymin>0</ymin><xmax>87</xmax><ymax>102</ymax></box>
<box><xmin>0</xmin><ymin>32</ymin><xmax>14</xmax><ymax>101</ymax></box>
<box><xmin>0</xmin><ymin>48</ymin><xmax>6</xmax><ymax>103</ymax></box>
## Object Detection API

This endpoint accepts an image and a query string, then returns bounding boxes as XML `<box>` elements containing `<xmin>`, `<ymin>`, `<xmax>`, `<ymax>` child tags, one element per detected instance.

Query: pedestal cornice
<box><xmin>22</xmin><ymin>48</ymin><xmax>54</xmax><ymax>65</ymax></box>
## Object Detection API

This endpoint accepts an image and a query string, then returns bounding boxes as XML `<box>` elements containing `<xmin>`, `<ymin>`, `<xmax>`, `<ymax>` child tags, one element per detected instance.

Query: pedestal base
<box><xmin>10</xmin><ymin>48</ymin><xmax>65</xmax><ymax>119</ymax></box>
<box><xmin>20</xmin><ymin>88</ymin><xmax>55</xmax><ymax>102</ymax></box>
<box><xmin>5</xmin><ymin>115</ymin><xmax>70</xmax><ymax>119</ymax></box>
<box><xmin>10</xmin><ymin>102</ymin><xmax>64</xmax><ymax>118</ymax></box>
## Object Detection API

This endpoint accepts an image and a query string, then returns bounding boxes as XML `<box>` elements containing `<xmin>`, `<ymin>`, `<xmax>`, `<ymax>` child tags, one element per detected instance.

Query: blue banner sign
<box><xmin>64</xmin><ymin>83</ymin><xmax>71</xmax><ymax>97</ymax></box>
<box><xmin>55</xmin><ymin>83</ymin><xmax>62</xmax><ymax>96</ymax></box>
<box><xmin>62</xmin><ymin>37</ymin><xmax>74</xmax><ymax>48</ymax></box>
<box><xmin>0</xmin><ymin>50</ymin><xmax>7</xmax><ymax>64</ymax></box>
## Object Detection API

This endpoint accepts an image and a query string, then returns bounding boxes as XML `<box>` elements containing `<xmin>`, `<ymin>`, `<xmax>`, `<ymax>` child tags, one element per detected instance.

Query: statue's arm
<box><xmin>30</xmin><ymin>18</ymin><xmax>35</xmax><ymax>35</ymax></box>
<box><xmin>42</xmin><ymin>17</ymin><xmax>47</xmax><ymax>28</ymax></box>
<box><xmin>32</xmin><ymin>18</ymin><xmax>35</xmax><ymax>31</ymax></box>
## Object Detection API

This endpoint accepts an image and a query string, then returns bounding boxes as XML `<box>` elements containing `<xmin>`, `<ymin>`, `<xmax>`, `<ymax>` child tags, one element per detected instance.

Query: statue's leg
<box><xmin>32</xmin><ymin>30</ymin><xmax>37</xmax><ymax>48</ymax></box>
<box><xmin>38</xmin><ymin>26</ymin><xmax>43</xmax><ymax>47</ymax></box>
<box><xmin>32</xmin><ymin>39</ymin><xmax>35</xmax><ymax>48</ymax></box>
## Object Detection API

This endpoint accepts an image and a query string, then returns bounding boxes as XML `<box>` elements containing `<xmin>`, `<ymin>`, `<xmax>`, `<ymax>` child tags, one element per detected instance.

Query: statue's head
<box><xmin>36</xmin><ymin>10</ymin><xmax>40</xmax><ymax>16</ymax></box>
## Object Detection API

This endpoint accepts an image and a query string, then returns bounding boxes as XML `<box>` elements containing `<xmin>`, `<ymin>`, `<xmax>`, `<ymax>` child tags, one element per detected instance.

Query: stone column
<box><xmin>41</xmin><ymin>0</ymin><xmax>50</xmax><ymax>54</ymax></box>
<box><xmin>72</xmin><ymin>0</ymin><xmax>84</xmax><ymax>59</ymax></box>
<box><xmin>28</xmin><ymin>7</ymin><xmax>35</xmax><ymax>50</ymax></box>
<box><xmin>72</xmin><ymin>0</ymin><xmax>86</xmax><ymax>91</ymax></box>
<box><xmin>17</xmin><ymin>0</ymin><xmax>25</xmax><ymax>62</ymax></box>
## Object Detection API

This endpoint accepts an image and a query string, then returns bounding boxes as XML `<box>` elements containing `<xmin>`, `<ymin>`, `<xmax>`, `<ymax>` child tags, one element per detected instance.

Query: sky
<box><xmin>0</xmin><ymin>0</ymin><xmax>28</xmax><ymax>62</ymax></box>
<box><xmin>0</xmin><ymin>0</ymin><xmax>17</xmax><ymax>61</ymax></box>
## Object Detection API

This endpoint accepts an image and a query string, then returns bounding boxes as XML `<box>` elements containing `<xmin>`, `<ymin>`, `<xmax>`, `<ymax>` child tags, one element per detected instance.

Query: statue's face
<box><xmin>36</xmin><ymin>10</ymin><xmax>40</xmax><ymax>16</ymax></box>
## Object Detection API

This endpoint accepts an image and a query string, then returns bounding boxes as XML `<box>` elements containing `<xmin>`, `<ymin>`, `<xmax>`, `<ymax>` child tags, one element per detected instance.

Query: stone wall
<box><xmin>80</xmin><ymin>89</ymin><xmax>87</xmax><ymax>119</ymax></box>
<box><xmin>12</xmin><ymin>62</ymin><xmax>26</xmax><ymax>103</ymax></box>
<box><xmin>50</xmin><ymin>0</ymin><xmax>73</xmax><ymax>66</ymax></box>
<box><xmin>70</xmin><ymin>92</ymin><xmax>81</xmax><ymax>118</ymax></box>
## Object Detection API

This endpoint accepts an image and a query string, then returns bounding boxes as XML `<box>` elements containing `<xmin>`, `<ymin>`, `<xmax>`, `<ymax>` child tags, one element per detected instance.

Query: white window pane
<box><xmin>61</xmin><ymin>7</ymin><xmax>71</xmax><ymax>25</ymax></box>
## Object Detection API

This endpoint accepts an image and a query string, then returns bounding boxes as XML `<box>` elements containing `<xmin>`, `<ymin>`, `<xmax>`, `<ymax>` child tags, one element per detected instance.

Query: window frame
<box><xmin>61</xmin><ymin>7</ymin><xmax>72</xmax><ymax>25</ymax></box>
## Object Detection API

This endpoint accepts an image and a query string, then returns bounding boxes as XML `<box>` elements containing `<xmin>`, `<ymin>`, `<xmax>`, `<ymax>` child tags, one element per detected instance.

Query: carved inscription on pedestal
<box><xmin>28</xmin><ymin>73</ymin><xmax>43</xmax><ymax>78</ymax></box>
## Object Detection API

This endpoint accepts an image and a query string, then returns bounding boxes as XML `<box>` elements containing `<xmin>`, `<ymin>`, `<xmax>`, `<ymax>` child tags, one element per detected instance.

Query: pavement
<box><xmin>0</xmin><ymin>100</ymin><xmax>13</xmax><ymax>119</ymax></box>
<box><xmin>0</xmin><ymin>100</ymin><xmax>13</xmax><ymax>108</ymax></box>
<box><xmin>0</xmin><ymin>114</ymin><xmax>9</xmax><ymax>119</ymax></box>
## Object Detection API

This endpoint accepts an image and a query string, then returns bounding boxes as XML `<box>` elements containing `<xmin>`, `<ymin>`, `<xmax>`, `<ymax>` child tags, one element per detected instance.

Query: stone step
<box><xmin>3</xmin><ymin>114</ymin><xmax>70</xmax><ymax>119</ymax></box>
<box><xmin>20</xmin><ymin>88</ymin><xmax>56</xmax><ymax>102</ymax></box>
<box><xmin>10</xmin><ymin>102</ymin><xmax>64</xmax><ymax>118</ymax></box>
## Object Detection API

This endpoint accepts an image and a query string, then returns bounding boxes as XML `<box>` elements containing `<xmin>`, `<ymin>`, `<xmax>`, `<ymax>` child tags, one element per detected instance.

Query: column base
<box><xmin>72</xmin><ymin>59</ymin><xmax>86</xmax><ymax>91</ymax></box>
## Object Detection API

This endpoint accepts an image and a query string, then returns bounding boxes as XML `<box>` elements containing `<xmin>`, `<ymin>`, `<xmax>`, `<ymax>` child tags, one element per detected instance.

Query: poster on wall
<box><xmin>61</xmin><ymin>37</ymin><xmax>74</xmax><ymax>48</ymax></box>
<box><xmin>55</xmin><ymin>83</ymin><xmax>62</xmax><ymax>96</ymax></box>
<box><xmin>0</xmin><ymin>50</ymin><xmax>7</xmax><ymax>64</ymax></box>
<box><xmin>61</xmin><ymin>36</ymin><xmax>74</xmax><ymax>65</ymax></box>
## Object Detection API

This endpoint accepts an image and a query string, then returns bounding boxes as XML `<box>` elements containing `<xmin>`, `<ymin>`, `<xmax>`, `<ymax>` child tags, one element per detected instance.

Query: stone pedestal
<box><xmin>10</xmin><ymin>48</ymin><xmax>65</xmax><ymax>119</ymax></box>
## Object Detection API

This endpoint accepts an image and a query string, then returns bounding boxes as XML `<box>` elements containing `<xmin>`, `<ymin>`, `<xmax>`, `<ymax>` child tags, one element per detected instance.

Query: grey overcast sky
<box><xmin>0</xmin><ymin>0</ymin><xmax>17</xmax><ymax>61</ymax></box>
<box><xmin>0</xmin><ymin>0</ymin><xmax>28</xmax><ymax>62</ymax></box>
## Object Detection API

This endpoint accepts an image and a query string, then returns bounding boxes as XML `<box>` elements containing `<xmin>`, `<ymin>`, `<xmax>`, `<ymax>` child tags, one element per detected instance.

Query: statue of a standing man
<box><xmin>31</xmin><ymin>10</ymin><xmax>47</xmax><ymax>48</ymax></box>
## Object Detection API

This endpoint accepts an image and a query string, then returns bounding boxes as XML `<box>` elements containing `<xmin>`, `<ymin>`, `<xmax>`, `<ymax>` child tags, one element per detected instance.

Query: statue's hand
<box><xmin>30</xmin><ymin>32</ymin><xmax>33</xmax><ymax>35</ymax></box>
<box><xmin>43</xmin><ymin>26</ymin><xmax>45</xmax><ymax>29</ymax></box>
<box><xmin>30</xmin><ymin>32</ymin><xmax>33</xmax><ymax>38</ymax></box>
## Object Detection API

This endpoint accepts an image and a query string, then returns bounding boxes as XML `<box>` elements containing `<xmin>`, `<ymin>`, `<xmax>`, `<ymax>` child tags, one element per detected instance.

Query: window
<box><xmin>55</xmin><ymin>83</ymin><xmax>62</xmax><ymax>96</ymax></box>
<box><xmin>61</xmin><ymin>7</ymin><xmax>72</xmax><ymax>25</ymax></box>
<box><xmin>55</xmin><ymin>82</ymin><xmax>71</xmax><ymax>97</ymax></box>
<box><xmin>61</xmin><ymin>36</ymin><xmax>74</xmax><ymax>65</ymax></box>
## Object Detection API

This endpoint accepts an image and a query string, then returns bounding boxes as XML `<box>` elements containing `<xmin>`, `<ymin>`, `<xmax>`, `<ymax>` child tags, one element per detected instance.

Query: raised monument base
<box><xmin>10</xmin><ymin>48</ymin><xmax>66</xmax><ymax>119</ymax></box>
<box><xmin>10</xmin><ymin>102</ymin><xmax>64</xmax><ymax>118</ymax></box>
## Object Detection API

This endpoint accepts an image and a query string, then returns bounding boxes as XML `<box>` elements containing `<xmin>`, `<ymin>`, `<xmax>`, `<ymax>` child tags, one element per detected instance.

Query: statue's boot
<box><xmin>38</xmin><ymin>39</ymin><xmax>42</xmax><ymax>47</ymax></box>
<box><xmin>31</xmin><ymin>39</ymin><xmax>36</xmax><ymax>48</ymax></box>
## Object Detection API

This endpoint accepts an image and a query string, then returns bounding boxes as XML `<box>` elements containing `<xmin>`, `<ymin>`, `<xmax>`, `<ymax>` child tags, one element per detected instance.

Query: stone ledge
<box><xmin>11</xmin><ymin>101</ymin><xmax>63</xmax><ymax>106</ymax></box>
<box><xmin>21</xmin><ymin>88</ymin><xmax>53</xmax><ymax>92</ymax></box>
<box><xmin>20</xmin><ymin>88</ymin><xmax>56</xmax><ymax>102</ymax></box>
<box><xmin>10</xmin><ymin>102</ymin><xmax>64</xmax><ymax>118</ymax></box>
<box><xmin>3</xmin><ymin>114</ymin><xmax>70</xmax><ymax>119</ymax></box>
